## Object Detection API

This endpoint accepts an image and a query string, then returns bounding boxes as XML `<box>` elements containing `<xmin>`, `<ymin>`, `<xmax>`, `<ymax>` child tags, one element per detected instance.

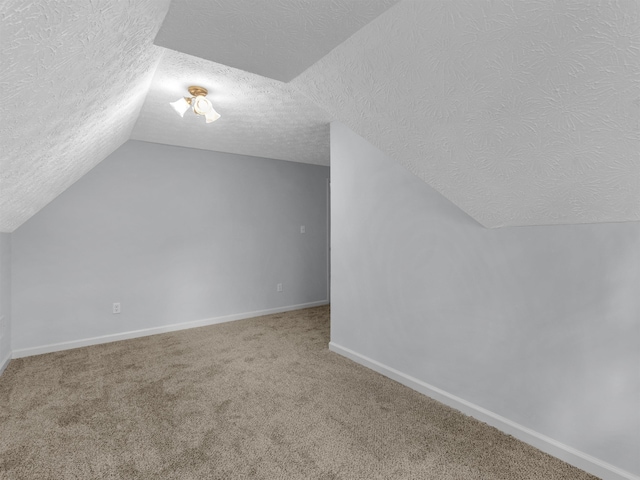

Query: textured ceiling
<box><xmin>0</xmin><ymin>0</ymin><xmax>171</xmax><ymax>232</ymax></box>
<box><xmin>292</xmin><ymin>0</ymin><xmax>640</xmax><ymax>227</ymax></box>
<box><xmin>153</xmin><ymin>0</ymin><xmax>400</xmax><ymax>82</ymax></box>
<box><xmin>130</xmin><ymin>48</ymin><xmax>331</xmax><ymax>165</ymax></box>
<box><xmin>2</xmin><ymin>0</ymin><xmax>639</xmax><ymax>232</ymax></box>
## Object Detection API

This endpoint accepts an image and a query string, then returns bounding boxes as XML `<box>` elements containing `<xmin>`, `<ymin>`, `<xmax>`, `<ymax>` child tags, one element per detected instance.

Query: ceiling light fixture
<box><xmin>170</xmin><ymin>86</ymin><xmax>221</xmax><ymax>123</ymax></box>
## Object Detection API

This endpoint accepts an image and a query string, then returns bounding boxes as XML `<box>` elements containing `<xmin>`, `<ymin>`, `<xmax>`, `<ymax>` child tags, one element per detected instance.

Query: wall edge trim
<box><xmin>328</xmin><ymin>341</ymin><xmax>639</xmax><ymax>480</ymax></box>
<box><xmin>10</xmin><ymin>300</ymin><xmax>329</xmax><ymax>359</ymax></box>
<box><xmin>0</xmin><ymin>352</ymin><xmax>11</xmax><ymax>376</ymax></box>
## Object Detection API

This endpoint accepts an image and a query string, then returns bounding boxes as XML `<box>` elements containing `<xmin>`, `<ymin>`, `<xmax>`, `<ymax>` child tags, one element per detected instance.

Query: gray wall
<box><xmin>0</xmin><ymin>233</ymin><xmax>11</xmax><ymax>367</ymax></box>
<box><xmin>330</xmin><ymin>122</ymin><xmax>640</xmax><ymax>475</ymax></box>
<box><xmin>12</xmin><ymin>140</ymin><xmax>329</xmax><ymax>351</ymax></box>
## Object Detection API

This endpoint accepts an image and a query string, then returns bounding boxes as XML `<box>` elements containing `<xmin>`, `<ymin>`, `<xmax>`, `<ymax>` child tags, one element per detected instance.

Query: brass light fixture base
<box><xmin>188</xmin><ymin>86</ymin><xmax>208</xmax><ymax>97</ymax></box>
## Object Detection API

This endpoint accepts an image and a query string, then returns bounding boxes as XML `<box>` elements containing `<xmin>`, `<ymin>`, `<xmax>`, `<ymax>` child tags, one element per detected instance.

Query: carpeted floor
<box><xmin>1</xmin><ymin>306</ymin><xmax>598</xmax><ymax>479</ymax></box>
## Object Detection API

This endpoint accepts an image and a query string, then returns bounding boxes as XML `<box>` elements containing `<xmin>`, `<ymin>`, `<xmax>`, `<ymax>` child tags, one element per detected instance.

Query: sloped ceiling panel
<box><xmin>292</xmin><ymin>0</ymin><xmax>640</xmax><ymax>227</ymax></box>
<box><xmin>0</xmin><ymin>0</ymin><xmax>171</xmax><ymax>232</ymax></box>
<box><xmin>153</xmin><ymin>0</ymin><xmax>401</xmax><ymax>82</ymax></box>
<box><xmin>130</xmin><ymin>48</ymin><xmax>331</xmax><ymax>166</ymax></box>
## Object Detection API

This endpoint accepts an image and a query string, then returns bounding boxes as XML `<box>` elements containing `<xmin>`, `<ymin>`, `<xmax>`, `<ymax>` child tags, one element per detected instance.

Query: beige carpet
<box><xmin>1</xmin><ymin>306</ymin><xmax>597</xmax><ymax>479</ymax></box>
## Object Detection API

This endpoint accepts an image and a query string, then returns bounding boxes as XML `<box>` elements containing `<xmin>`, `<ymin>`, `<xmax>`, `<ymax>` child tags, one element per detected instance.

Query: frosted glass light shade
<box><xmin>193</xmin><ymin>96</ymin><xmax>220</xmax><ymax>123</ymax></box>
<box><xmin>204</xmin><ymin>108</ymin><xmax>221</xmax><ymax>123</ymax></box>
<box><xmin>170</xmin><ymin>97</ymin><xmax>190</xmax><ymax>117</ymax></box>
<box><xmin>192</xmin><ymin>96</ymin><xmax>212</xmax><ymax>115</ymax></box>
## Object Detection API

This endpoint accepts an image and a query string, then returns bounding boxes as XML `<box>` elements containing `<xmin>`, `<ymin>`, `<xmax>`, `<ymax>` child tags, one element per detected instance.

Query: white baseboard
<box><xmin>0</xmin><ymin>351</ymin><xmax>11</xmax><ymax>376</ymax></box>
<box><xmin>10</xmin><ymin>301</ymin><xmax>329</xmax><ymax>359</ymax></box>
<box><xmin>329</xmin><ymin>342</ymin><xmax>639</xmax><ymax>480</ymax></box>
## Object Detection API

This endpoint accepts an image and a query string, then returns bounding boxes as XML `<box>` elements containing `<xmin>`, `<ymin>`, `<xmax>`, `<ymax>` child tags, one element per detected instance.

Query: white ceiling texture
<box><xmin>1</xmin><ymin>0</ymin><xmax>638</xmax><ymax>232</ymax></box>
<box><xmin>131</xmin><ymin>48</ymin><xmax>332</xmax><ymax>166</ymax></box>
<box><xmin>292</xmin><ymin>0</ymin><xmax>640</xmax><ymax>227</ymax></box>
<box><xmin>152</xmin><ymin>0</ymin><xmax>401</xmax><ymax>82</ymax></box>
<box><xmin>0</xmin><ymin>0</ymin><xmax>171</xmax><ymax>232</ymax></box>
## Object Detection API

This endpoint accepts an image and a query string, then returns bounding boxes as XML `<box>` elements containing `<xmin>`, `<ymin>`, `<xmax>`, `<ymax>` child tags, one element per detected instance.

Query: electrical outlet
<box><xmin>277</xmin><ymin>283</ymin><xmax>283</xmax><ymax>292</ymax></box>
<box><xmin>113</xmin><ymin>302</ymin><xmax>121</xmax><ymax>314</ymax></box>
<box><xmin>300</xmin><ymin>225</ymin><xmax>306</xmax><ymax>234</ymax></box>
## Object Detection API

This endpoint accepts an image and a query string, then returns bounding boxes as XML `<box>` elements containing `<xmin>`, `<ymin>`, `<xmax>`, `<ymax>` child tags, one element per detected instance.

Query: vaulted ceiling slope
<box><xmin>292</xmin><ymin>0</ymin><xmax>640</xmax><ymax>227</ymax></box>
<box><xmin>0</xmin><ymin>0</ymin><xmax>172</xmax><ymax>232</ymax></box>
<box><xmin>1</xmin><ymin>0</ymin><xmax>348</xmax><ymax>233</ymax></box>
<box><xmin>132</xmin><ymin>0</ymin><xmax>401</xmax><ymax>163</ymax></box>
<box><xmin>2</xmin><ymin>1</ymin><xmax>638</xmax><ymax>232</ymax></box>
<box><xmin>153</xmin><ymin>0</ymin><xmax>400</xmax><ymax>82</ymax></box>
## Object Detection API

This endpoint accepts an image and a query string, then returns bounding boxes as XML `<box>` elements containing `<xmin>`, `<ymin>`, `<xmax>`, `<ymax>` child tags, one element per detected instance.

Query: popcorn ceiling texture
<box><xmin>153</xmin><ymin>0</ymin><xmax>400</xmax><ymax>82</ymax></box>
<box><xmin>130</xmin><ymin>49</ymin><xmax>331</xmax><ymax>166</ymax></box>
<box><xmin>2</xmin><ymin>0</ymin><xmax>638</xmax><ymax>231</ymax></box>
<box><xmin>0</xmin><ymin>0</ymin><xmax>171</xmax><ymax>232</ymax></box>
<box><xmin>292</xmin><ymin>0</ymin><xmax>640</xmax><ymax>227</ymax></box>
